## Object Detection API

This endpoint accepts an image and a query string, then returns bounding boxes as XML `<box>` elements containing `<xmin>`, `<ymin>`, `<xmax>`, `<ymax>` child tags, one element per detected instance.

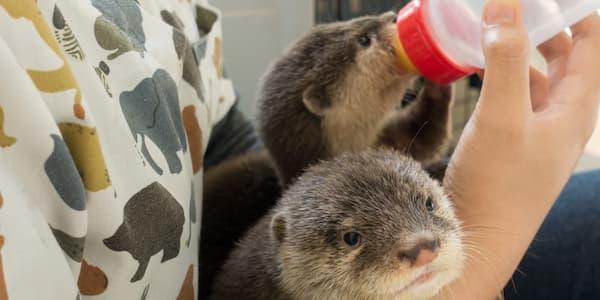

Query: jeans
<box><xmin>504</xmin><ymin>169</ymin><xmax>600</xmax><ymax>299</ymax></box>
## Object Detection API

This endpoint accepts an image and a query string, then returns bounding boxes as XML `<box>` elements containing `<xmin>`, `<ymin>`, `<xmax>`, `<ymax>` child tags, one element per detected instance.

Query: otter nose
<box><xmin>398</xmin><ymin>238</ymin><xmax>440</xmax><ymax>267</ymax></box>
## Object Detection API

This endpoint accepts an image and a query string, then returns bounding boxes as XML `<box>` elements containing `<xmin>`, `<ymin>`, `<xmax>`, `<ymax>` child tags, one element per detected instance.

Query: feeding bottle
<box><xmin>394</xmin><ymin>0</ymin><xmax>600</xmax><ymax>84</ymax></box>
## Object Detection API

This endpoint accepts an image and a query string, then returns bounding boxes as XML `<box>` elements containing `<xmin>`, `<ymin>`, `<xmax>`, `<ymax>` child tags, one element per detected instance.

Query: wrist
<box><xmin>437</xmin><ymin>192</ymin><xmax>553</xmax><ymax>299</ymax></box>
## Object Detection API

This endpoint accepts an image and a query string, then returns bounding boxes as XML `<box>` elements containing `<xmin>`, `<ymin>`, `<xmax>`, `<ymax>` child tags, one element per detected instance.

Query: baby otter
<box><xmin>211</xmin><ymin>150</ymin><xmax>464</xmax><ymax>300</ymax></box>
<box><xmin>257</xmin><ymin>12</ymin><xmax>454</xmax><ymax>186</ymax></box>
<box><xmin>200</xmin><ymin>151</ymin><xmax>448</xmax><ymax>298</ymax></box>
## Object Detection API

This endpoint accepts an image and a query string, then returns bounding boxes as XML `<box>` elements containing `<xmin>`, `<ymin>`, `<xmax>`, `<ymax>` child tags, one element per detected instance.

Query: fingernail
<box><xmin>484</xmin><ymin>0</ymin><xmax>517</xmax><ymax>27</ymax></box>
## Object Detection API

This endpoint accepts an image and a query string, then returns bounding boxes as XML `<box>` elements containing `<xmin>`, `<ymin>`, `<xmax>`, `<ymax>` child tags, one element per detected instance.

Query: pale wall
<box><xmin>211</xmin><ymin>0</ymin><xmax>314</xmax><ymax>118</ymax></box>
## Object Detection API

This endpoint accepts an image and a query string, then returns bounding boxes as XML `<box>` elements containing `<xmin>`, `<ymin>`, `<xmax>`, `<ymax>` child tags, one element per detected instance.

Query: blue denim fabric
<box><xmin>504</xmin><ymin>169</ymin><xmax>600</xmax><ymax>300</ymax></box>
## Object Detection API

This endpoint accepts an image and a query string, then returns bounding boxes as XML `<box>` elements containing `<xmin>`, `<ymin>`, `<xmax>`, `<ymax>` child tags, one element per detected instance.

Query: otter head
<box><xmin>271</xmin><ymin>150</ymin><xmax>463</xmax><ymax>299</ymax></box>
<box><xmin>258</xmin><ymin>13</ymin><xmax>419</xmax><ymax>184</ymax></box>
<box><xmin>298</xmin><ymin>12</ymin><xmax>415</xmax><ymax>117</ymax></box>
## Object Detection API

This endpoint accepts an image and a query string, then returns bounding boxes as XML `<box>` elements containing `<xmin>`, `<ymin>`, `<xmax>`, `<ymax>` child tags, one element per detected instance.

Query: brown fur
<box><xmin>200</xmin><ymin>155</ymin><xmax>448</xmax><ymax>298</ymax></box>
<box><xmin>200</xmin><ymin>151</ymin><xmax>282</xmax><ymax>298</ymax></box>
<box><xmin>257</xmin><ymin>12</ymin><xmax>453</xmax><ymax>186</ymax></box>
<box><xmin>211</xmin><ymin>150</ymin><xmax>463</xmax><ymax>300</ymax></box>
<box><xmin>202</xmin><ymin>13</ymin><xmax>453</xmax><ymax>296</ymax></box>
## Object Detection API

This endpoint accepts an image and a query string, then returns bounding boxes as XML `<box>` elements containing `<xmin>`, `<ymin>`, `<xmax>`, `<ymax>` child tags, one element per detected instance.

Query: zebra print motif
<box><xmin>53</xmin><ymin>5</ymin><xmax>85</xmax><ymax>60</ymax></box>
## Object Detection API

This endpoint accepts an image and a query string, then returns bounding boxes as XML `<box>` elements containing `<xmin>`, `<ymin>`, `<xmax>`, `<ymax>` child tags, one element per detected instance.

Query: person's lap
<box><xmin>504</xmin><ymin>169</ymin><xmax>600</xmax><ymax>299</ymax></box>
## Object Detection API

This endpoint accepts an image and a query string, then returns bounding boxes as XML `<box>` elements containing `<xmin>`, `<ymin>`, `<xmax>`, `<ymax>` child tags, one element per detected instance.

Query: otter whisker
<box><xmin>461</xmin><ymin>242</ymin><xmax>501</xmax><ymax>276</ymax></box>
<box><xmin>460</xmin><ymin>223</ymin><xmax>521</xmax><ymax>237</ymax></box>
<box><xmin>405</xmin><ymin>120</ymin><xmax>430</xmax><ymax>157</ymax></box>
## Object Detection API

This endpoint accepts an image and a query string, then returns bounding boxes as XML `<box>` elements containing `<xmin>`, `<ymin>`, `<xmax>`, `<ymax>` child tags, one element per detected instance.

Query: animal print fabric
<box><xmin>0</xmin><ymin>0</ymin><xmax>235</xmax><ymax>298</ymax></box>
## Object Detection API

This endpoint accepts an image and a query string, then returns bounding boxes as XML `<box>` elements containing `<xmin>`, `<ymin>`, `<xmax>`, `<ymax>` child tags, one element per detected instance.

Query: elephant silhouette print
<box><xmin>92</xmin><ymin>0</ymin><xmax>146</xmax><ymax>60</ymax></box>
<box><xmin>120</xmin><ymin>69</ymin><xmax>188</xmax><ymax>175</ymax></box>
<box><xmin>104</xmin><ymin>182</ymin><xmax>185</xmax><ymax>282</ymax></box>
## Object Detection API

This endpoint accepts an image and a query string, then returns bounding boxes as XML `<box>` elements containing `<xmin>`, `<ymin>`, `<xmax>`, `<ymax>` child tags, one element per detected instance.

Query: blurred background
<box><xmin>212</xmin><ymin>0</ymin><xmax>600</xmax><ymax>170</ymax></box>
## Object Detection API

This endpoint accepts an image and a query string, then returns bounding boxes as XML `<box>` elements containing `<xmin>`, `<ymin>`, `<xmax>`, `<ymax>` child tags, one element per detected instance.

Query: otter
<box><xmin>257</xmin><ymin>12</ymin><xmax>454</xmax><ymax>186</ymax></box>
<box><xmin>211</xmin><ymin>150</ymin><xmax>464</xmax><ymax>300</ymax></box>
<box><xmin>199</xmin><ymin>152</ymin><xmax>450</xmax><ymax>296</ymax></box>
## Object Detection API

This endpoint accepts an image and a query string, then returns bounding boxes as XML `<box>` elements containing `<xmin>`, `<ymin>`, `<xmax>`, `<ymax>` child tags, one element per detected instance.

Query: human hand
<box><xmin>440</xmin><ymin>0</ymin><xmax>600</xmax><ymax>298</ymax></box>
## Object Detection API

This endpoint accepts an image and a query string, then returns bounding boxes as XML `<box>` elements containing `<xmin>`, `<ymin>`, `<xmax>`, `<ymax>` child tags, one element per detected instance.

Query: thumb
<box><xmin>479</xmin><ymin>0</ymin><xmax>532</xmax><ymax>119</ymax></box>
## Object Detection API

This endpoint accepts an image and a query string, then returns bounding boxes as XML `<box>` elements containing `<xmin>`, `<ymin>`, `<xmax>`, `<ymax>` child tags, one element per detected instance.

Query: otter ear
<box><xmin>302</xmin><ymin>85</ymin><xmax>329</xmax><ymax>117</ymax></box>
<box><xmin>271</xmin><ymin>212</ymin><xmax>287</xmax><ymax>244</ymax></box>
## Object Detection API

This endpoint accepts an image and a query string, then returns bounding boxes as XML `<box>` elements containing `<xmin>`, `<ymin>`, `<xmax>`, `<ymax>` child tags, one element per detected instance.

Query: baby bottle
<box><xmin>395</xmin><ymin>0</ymin><xmax>600</xmax><ymax>84</ymax></box>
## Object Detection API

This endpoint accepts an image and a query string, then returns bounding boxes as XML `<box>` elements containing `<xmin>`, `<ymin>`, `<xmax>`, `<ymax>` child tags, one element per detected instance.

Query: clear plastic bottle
<box><xmin>395</xmin><ymin>0</ymin><xmax>600</xmax><ymax>84</ymax></box>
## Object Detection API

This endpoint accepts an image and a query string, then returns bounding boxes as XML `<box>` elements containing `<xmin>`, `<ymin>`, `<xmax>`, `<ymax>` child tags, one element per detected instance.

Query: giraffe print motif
<box><xmin>0</xmin><ymin>0</ymin><xmax>86</xmax><ymax>120</ymax></box>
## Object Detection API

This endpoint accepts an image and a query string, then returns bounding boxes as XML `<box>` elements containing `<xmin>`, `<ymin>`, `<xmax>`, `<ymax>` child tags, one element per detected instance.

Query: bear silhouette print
<box><xmin>120</xmin><ymin>69</ymin><xmax>187</xmax><ymax>175</ymax></box>
<box><xmin>104</xmin><ymin>182</ymin><xmax>185</xmax><ymax>282</ymax></box>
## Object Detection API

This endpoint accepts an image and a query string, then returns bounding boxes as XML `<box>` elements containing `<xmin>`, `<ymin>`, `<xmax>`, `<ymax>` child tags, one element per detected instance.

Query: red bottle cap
<box><xmin>396</xmin><ymin>0</ymin><xmax>477</xmax><ymax>84</ymax></box>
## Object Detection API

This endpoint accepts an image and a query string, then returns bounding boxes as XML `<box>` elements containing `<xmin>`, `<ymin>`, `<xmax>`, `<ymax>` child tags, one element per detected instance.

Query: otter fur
<box><xmin>211</xmin><ymin>150</ymin><xmax>464</xmax><ymax>300</ymax></box>
<box><xmin>257</xmin><ymin>12</ymin><xmax>454</xmax><ymax>186</ymax></box>
<box><xmin>200</xmin><ymin>151</ymin><xmax>281</xmax><ymax>298</ymax></box>
<box><xmin>201</xmin><ymin>12</ymin><xmax>454</xmax><ymax>295</ymax></box>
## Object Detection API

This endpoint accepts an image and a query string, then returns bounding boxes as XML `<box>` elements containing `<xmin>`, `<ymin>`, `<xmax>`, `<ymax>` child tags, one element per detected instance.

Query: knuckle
<box><xmin>484</xmin><ymin>29</ymin><xmax>529</xmax><ymax>61</ymax></box>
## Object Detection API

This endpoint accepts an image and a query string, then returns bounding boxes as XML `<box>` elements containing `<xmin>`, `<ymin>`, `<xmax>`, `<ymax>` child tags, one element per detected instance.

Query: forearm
<box><xmin>436</xmin><ymin>195</ymin><xmax>554</xmax><ymax>299</ymax></box>
<box><xmin>437</xmin><ymin>146</ymin><xmax>579</xmax><ymax>299</ymax></box>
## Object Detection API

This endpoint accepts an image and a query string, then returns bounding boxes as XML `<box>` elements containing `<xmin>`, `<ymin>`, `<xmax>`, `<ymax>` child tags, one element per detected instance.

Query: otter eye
<box><xmin>425</xmin><ymin>197</ymin><xmax>435</xmax><ymax>212</ymax></box>
<box><xmin>358</xmin><ymin>35</ymin><xmax>371</xmax><ymax>47</ymax></box>
<box><xmin>342</xmin><ymin>231</ymin><xmax>362</xmax><ymax>247</ymax></box>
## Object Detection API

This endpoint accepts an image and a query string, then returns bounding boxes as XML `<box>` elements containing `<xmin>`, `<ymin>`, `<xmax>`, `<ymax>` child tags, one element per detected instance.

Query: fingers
<box><xmin>550</xmin><ymin>13</ymin><xmax>600</xmax><ymax>110</ymax></box>
<box><xmin>479</xmin><ymin>0</ymin><xmax>531</xmax><ymax>119</ymax></box>
<box><xmin>537</xmin><ymin>32</ymin><xmax>572</xmax><ymax>88</ymax></box>
<box><xmin>529</xmin><ymin>67</ymin><xmax>549</xmax><ymax>112</ymax></box>
<box><xmin>571</xmin><ymin>13</ymin><xmax>600</xmax><ymax>41</ymax></box>
<box><xmin>567</xmin><ymin>13</ymin><xmax>600</xmax><ymax>89</ymax></box>
<box><xmin>478</xmin><ymin>67</ymin><xmax>547</xmax><ymax>112</ymax></box>
<box><xmin>542</xmin><ymin>13</ymin><xmax>600</xmax><ymax>141</ymax></box>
